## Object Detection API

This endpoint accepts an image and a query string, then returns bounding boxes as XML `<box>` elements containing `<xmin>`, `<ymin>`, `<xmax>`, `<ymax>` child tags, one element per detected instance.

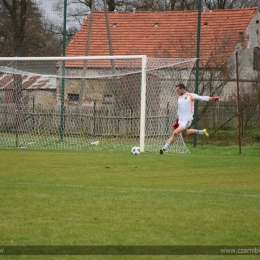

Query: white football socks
<box><xmin>163</xmin><ymin>141</ymin><xmax>171</xmax><ymax>150</ymax></box>
<box><xmin>197</xmin><ymin>130</ymin><xmax>204</xmax><ymax>135</ymax></box>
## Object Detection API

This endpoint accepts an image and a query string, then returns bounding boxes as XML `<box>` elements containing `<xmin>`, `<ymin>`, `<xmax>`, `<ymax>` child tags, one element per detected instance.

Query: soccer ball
<box><xmin>131</xmin><ymin>146</ymin><xmax>141</xmax><ymax>155</ymax></box>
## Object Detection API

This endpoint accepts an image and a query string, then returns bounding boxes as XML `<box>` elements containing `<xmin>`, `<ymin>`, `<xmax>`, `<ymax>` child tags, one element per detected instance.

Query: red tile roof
<box><xmin>66</xmin><ymin>8</ymin><xmax>258</xmax><ymax>67</ymax></box>
<box><xmin>0</xmin><ymin>74</ymin><xmax>55</xmax><ymax>90</ymax></box>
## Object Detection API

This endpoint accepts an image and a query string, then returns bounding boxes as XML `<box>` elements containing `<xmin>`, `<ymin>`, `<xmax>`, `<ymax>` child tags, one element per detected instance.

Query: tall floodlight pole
<box><xmin>193</xmin><ymin>0</ymin><xmax>202</xmax><ymax>147</ymax></box>
<box><xmin>60</xmin><ymin>0</ymin><xmax>67</xmax><ymax>141</ymax></box>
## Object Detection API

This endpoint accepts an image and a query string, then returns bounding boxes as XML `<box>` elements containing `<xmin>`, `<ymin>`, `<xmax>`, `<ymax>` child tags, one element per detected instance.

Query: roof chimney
<box><xmin>133</xmin><ymin>8</ymin><xmax>136</xmax><ymax>14</ymax></box>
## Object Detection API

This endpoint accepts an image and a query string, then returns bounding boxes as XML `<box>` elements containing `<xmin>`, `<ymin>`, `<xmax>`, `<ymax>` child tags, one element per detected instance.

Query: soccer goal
<box><xmin>0</xmin><ymin>55</ymin><xmax>196</xmax><ymax>153</ymax></box>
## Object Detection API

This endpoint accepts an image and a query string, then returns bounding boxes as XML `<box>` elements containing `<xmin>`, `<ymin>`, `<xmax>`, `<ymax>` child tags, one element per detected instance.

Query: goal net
<box><xmin>0</xmin><ymin>56</ymin><xmax>196</xmax><ymax>153</ymax></box>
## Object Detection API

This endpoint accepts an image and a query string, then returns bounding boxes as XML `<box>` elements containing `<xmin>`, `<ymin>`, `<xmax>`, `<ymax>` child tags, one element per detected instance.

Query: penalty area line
<box><xmin>0</xmin><ymin>180</ymin><xmax>84</xmax><ymax>188</ymax></box>
<box><xmin>106</xmin><ymin>187</ymin><xmax>260</xmax><ymax>198</ymax></box>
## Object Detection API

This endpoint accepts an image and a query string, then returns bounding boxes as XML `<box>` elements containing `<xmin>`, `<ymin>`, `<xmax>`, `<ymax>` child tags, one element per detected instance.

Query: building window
<box><xmin>103</xmin><ymin>94</ymin><xmax>112</xmax><ymax>104</ymax></box>
<box><xmin>68</xmin><ymin>93</ymin><xmax>79</xmax><ymax>102</ymax></box>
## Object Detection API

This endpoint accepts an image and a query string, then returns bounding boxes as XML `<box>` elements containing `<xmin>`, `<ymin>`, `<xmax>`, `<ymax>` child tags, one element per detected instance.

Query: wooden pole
<box><xmin>85</xmin><ymin>0</ymin><xmax>95</xmax><ymax>57</ymax></box>
<box><xmin>236</xmin><ymin>51</ymin><xmax>242</xmax><ymax>154</ymax></box>
<box><xmin>15</xmin><ymin>109</ymin><xmax>18</xmax><ymax>147</ymax></box>
<box><xmin>193</xmin><ymin>0</ymin><xmax>201</xmax><ymax>147</ymax></box>
<box><xmin>103</xmin><ymin>0</ymin><xmax>114</xmax><ymax>57</ymax></box>
<box><xmin>103</xmin><ymin>0</ymin><xmax>116</xmax><ymax>73</ymax></box>
<box><xmin>78</xmin><ymin>0</ymin><xmax>95</xmax><ymax>106</ymax></box>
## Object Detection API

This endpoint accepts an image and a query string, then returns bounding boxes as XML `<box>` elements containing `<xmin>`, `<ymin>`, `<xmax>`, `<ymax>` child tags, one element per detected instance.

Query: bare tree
<box><xmin>0</xmin><ymin>0</ymin><xmax>64</xmax><ymax>137</ymax></box>
<box><xmin>1</xmin><ymin>0</ymin><xmax>27</xmax><ymax>56</ymax></box>
<box><xmin>203</xmin><ymin>0</ymin><xmax>259</xmax><ymax>9</ymax></box>
<box><xmin>0</xmin><ymin>0</ymin><xmax>62</xmax><ymax>57</ymax></box>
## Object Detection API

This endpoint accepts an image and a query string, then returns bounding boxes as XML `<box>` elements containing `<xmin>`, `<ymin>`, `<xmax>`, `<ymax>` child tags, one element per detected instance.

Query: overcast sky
<box><xmin>35</xmin><ymin>0</ymin><xmax>84</xmax><ymax>28</ymax></box>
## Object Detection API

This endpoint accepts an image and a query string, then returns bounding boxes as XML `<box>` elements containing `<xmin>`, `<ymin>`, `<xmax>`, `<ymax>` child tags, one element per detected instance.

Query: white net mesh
<box><xmin>0</xmin><ymin>56</ymin><xmax>196</xmax><ymax>152</ymax></box>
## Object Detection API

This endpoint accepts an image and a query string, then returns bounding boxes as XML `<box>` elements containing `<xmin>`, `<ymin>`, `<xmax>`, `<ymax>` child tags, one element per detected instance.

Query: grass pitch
<box><xmin>0</xmin><ymin>146</ymin><xmax>260</xmax><ymax>259</ymax></box>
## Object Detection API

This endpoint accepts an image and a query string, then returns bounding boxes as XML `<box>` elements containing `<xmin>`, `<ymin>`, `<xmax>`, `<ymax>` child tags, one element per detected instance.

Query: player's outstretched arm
<box><xmin>210</xmin><ymin>96</ymin><xmax>220</xmax><ymax>101</ymax></box>
<box><xmin>192</xmin><ymin>94</ymin><xmax>220</xmax><ymax>102</ymax></box>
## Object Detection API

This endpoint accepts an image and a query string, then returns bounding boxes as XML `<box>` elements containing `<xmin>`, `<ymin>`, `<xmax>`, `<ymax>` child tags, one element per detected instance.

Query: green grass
<box><xmin>0</xmin><ymin>146</ymin><xmax>260</xmax><ymax>259</ymax></box>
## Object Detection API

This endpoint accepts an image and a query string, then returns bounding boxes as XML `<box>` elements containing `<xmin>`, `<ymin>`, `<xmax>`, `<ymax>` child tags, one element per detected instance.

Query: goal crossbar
<box><xmin>0</xmin><ymin>55</ymin><xmax>147</xmax><ymax>62</ymax></box>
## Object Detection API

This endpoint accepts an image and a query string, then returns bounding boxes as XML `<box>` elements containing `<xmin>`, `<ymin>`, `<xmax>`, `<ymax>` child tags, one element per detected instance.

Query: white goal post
<box><xmin>0</xmin><ymin>55</ymin><xmax>196</xmax><ymax>153</ymax></box>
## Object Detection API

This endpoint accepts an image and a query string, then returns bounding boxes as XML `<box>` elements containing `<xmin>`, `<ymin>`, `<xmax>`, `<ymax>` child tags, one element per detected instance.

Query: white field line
<box><xmin>106</xmin><ymin>187</ymin><xmax>260</xmax><ymax>198</ymax></box>
<box><xmin>0</xmin><ymin>180</ymin><xmax>259</xmax><ymax>199</ymax></box>
<box><xmin>0</xmin><ymin>181</ymin><xmax>84</xmax><ymax>188</ymax></box>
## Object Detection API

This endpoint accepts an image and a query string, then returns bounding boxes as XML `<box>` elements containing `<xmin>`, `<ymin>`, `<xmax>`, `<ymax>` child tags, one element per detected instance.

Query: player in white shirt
<box><xmin>160</xmin><ymin>83</ymin><xmax>219</xmax><ymax>154</ymax></box>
